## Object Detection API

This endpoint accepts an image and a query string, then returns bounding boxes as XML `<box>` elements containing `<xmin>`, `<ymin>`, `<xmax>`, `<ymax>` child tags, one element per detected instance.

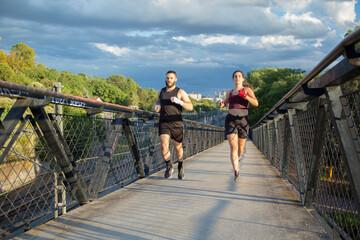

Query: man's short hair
<box><xmin>166</xmin><ymin>70</ymin><xmax>177</xmax><ymax>77</ymax></box>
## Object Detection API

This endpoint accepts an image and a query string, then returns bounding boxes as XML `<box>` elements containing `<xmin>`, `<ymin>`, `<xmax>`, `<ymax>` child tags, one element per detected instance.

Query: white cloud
<box><xmin>126</xmin><ymin>30</ymin><xmax>168</xmax><ymax>37</ymax></box>
<box><xmin>270</xmin><ymin>0</ymin><xmax>312</xmax><ymax>12</ymax></box>
<box><xmin>261</xmin><ymin>35</ymin><xmax>303</xmax><ymax>47</ymax></box>
<box><xmin>173</xmin><ymin>34</ymin><xmax>249</xmax><ymax>46</ymax></box>
<box><xmin>91</xmin><ymin>43</ymin><xmax>130</xmax><ymax>56</ymax></box>
<box><xmin>322</xmin><ymin>0</ymin><xmax>357</xmax><ymax>30</ymax></box>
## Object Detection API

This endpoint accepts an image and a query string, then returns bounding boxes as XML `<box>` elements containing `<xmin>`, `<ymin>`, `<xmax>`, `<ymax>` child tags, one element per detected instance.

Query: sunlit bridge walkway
<box><xmin>16</xmin><ymin>140</ymin><xmax>329</xmax><ymax>240</ymax></box>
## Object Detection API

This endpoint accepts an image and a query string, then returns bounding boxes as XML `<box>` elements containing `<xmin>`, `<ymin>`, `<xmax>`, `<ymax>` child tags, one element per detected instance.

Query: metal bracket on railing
<box><xmin>116</xmin><ymin>112</ymin><xmax>134</xmax><ymax>118</ymax></box>
<box><xmin>302</xmin><ymin>83</ymin><xmax>325</xmax><ymax>97</ymax></box>
<box><xmin>30</xmin><ymin>97</ymin><xmax>51</xmax><ymax>109</ymax></box>
<box><xmin>273</xmin><ymin>108</ymin><xmax>287</xmax><ymax>115</ymax></box>
<box><xmin>285</xmin><ymin>101</ymin><xmax>308</xmax><ymax>110</ymax></box>
<box><xmin>344</xmin><ymin>44</ymin><xmax>360</xmax><ymax>66</ymax></box>
<box><xmin>85</xmin><ymin>106</ymin><xmax>104</xmax><ymax>116</ymax></box>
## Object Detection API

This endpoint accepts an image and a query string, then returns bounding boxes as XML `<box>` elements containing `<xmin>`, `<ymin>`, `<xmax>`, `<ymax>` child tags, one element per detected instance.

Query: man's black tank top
<box><xmin>159</xmin><ymin>87</ymin><xmax>183</xmax><ymax>128</ymax></box>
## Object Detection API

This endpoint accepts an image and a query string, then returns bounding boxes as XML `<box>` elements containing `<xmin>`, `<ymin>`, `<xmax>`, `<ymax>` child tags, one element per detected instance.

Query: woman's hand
<box><xmin>220</xmin><ymin>101</ymin><xmax>226</xmax><ymax>108</ymax></box>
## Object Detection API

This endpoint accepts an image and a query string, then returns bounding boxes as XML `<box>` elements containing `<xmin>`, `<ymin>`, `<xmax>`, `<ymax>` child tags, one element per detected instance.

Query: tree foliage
<box><xmin>0</xmin><ymin>42</ymin><xmax>162</xmax><ymax>112</ymax></box>
<box><xmin>246</xmin><ymin>68</ymin><xmax>306</xmax><ymax>125</ymax></box>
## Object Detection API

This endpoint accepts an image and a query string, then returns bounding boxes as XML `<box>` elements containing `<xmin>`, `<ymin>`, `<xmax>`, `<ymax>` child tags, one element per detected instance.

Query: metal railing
<box><xmin>251</xmin><ymin>29</ymin><xmax>360</xmax><ymax>239</ymax></box>
<box><xmin>0</xmin><ymin>83</ymin><xmax>225</xmax><ymax>238</ymax></box>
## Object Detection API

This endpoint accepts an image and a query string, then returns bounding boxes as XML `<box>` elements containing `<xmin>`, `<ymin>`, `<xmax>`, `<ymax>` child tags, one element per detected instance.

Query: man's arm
<box><xmin>171</xmin><ymin>89</ymin><xmax>193</xmax><ymax>111</ymax></box>
<box><xmin>155</xmin><ymin>90</ymin><xmax>161</xmax><ymax>112</ymax></box>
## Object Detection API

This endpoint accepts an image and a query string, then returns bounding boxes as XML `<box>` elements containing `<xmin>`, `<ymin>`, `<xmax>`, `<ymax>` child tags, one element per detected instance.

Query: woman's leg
<box><xmin>227</xmin><ymin>133</ymin><xmax>239</xmax><ymax>172</ymax></box>
<box><xmin>238</xmin><ymin>138</ymin><xmax>246</xmax><ymax>161</ymax></box>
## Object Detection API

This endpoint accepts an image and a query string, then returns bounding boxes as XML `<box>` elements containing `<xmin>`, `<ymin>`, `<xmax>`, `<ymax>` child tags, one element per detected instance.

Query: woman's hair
<box><xmin>233</xmin><ymin>70</ymin><xmax>253</xmax><ymax>89</ymax></box>
<box><xmin>232</xmin><ymin>70</ymin><xmax>244</xmax><ymax>79</ymax></box>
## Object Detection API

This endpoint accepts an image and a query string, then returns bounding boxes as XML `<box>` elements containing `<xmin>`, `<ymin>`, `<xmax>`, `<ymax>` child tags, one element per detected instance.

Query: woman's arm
<box><xmin>245</xmin><ymin>88</ymin><xmax>258</xmax><ymax>107</ymax></box>
<box><xmin>220</xmin><ymin>90</ymin><xmax>230</xmax><ymax>108</ymax></box>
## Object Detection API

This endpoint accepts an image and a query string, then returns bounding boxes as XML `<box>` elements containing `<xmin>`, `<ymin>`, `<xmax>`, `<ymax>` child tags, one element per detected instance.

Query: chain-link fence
<box><xmin>0</xmin><ymin>84</ymin><xmax>225</xmax><ymax>238</ymax></box>
<box><xmin>251</xmin><ymin>30</ymin><xmax>360</xmax><ymax>239</ymax></box>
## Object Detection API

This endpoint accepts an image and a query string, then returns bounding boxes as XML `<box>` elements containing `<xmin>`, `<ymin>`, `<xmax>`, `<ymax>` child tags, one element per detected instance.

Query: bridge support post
<box><xmin>266</xmin><ymin>122</ymin><xmax>273</xmax><ymax>164</ymax></box>
<box><xmin>122</xmin><ymin>118</ymin><xmax>145</xmax><ymax>178</ymax></box>
<box><xmin>325</xmin><ymin>86</ymin><xmax>360</xmax><ymax>210</ymax></box>
<box><xmin>89</xmin><ymin>117</ymin><xmax>123</xmax><ymax>198</ymax></box>
<box><xmin>30</xmin><ymin>106</ymin><xmax>89</xmax><ymax>205</ymax></box>
<box><xmin>0</xmin><ymin>98</ymin><xmax>33</xmax><ymax>161</ymax></box>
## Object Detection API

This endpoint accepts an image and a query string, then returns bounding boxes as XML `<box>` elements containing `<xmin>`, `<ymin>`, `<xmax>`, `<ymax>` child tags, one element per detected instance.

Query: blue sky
<box><xmin>0</xmin><ymin>0</ymin><xmax>359</xmax><ymax>96</ymax></box>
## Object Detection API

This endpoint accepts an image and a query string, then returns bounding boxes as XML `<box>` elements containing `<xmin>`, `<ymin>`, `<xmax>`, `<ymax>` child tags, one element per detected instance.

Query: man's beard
<box><xmin>165</xmin><ymin>80</ymin><xmax>175</xmax><ymax>88</ymax></box>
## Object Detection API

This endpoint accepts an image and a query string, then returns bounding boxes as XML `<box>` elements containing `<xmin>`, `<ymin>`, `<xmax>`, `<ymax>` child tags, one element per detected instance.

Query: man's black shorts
<box><xmin>225</xmin><ymin>114</ymin><xmax>249</xmax><ymax>139</ymax></box>
<box><xmin>159</xmin><ymin>123</ymin><xmax>184</xmax><ymax>143</ymax></box>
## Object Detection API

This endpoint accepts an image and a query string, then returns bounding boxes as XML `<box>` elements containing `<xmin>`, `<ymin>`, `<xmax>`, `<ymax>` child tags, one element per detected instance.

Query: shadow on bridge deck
<box><xmin>15</xmin><ymin>140</ymin><xmax>330</xmax><ymax>240</ymax></box>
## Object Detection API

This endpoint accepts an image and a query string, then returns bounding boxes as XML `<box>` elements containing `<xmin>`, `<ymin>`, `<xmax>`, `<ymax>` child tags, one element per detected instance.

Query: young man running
<box><xmin>155</xmin><ymin>70</ymin><xmax>193</xmax><ymax>179</ymax></box>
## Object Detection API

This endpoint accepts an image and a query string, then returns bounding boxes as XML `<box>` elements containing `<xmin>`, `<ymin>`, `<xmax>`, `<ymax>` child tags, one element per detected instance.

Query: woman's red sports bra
<box><xmin>228</xmin><ymin>88</ymin><xmax>249</xmax><ymax>110</ymax></box>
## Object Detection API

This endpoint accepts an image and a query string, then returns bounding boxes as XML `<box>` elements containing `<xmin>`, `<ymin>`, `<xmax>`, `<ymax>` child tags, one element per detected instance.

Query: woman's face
<box><xmin>233</xmin><ymin>71</ymin><xmax>244</xmax><ymax>84</ymax></box>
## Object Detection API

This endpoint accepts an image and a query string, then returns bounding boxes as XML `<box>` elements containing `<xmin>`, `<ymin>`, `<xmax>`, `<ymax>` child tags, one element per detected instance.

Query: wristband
<box><xmin>239</xmin><ymin>90</ymin><xmax>247</xmax><ymax>99</ymax></box>
<box><xmin>154</xmin><ymin>104</ymin><xmax>160</xmax><ymax>111</ymax></box>
<box><xmin>173</xmin><ymin>97</ymin><xmax>184</xmax><ymax>106</ymax></box>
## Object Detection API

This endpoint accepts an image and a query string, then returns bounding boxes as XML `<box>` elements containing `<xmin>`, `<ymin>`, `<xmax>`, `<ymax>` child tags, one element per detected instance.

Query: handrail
<box><xmin>0</xmin><ymin>80</ymin><xmax>222</xmax><ymax>128</ymax></box>
<box><xmin>0</xmin><ymin>80</ymin><xmax>154</xmax><ymax>117</ymax></box>
<box><xmin>252</xmin><ymin>28</ymin><xmax>360</xmax><ymax>127</ymax></box>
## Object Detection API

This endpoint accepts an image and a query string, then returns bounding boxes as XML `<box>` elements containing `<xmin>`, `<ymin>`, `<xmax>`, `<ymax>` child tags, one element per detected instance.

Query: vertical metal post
<box><xmin>122</xmin><ymin>118</ymin><xmax>145</xmax><ymax>178</ymax></box>
<box><xmin>30</xmin><ymin>107</ymin><xmax>88</xmax><ymax>205</ymax></box>
<box><xmin>54</xmin><ymin>172</ymin><xmax>59</xmax><ymax>218</ymax></box>
<box><xmin>325</xmin><ymin>86</ymin><xmax>360</xmax><ymax>208</ymax></box>
<box><xmin>53</xmin><ymin>82</ymin><xmax>64</xmax><ymax>134</ymax></box>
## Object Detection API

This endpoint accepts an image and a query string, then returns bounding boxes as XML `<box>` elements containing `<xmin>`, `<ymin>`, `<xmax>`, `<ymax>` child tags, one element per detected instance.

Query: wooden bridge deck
<box><xmin>16</xmin><ymin>140</ymin><xmax>330</xmax><ymax>240</ymax></box>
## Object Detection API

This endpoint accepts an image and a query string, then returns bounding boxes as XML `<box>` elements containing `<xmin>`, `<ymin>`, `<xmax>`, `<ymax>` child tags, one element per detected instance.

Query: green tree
<box><xmin>9</xmin><ymin>43</ymin><xmax>36</xmax><ymax>69</ymax></box>
<box><xmin>90</xmin><ymin>79</ymin><xmax>130</xmax><ymax>105</ymax></box>
<box><xmin>343</xmin><ymin>26</ymin><xmax>359</xmax><ymax>94</ymax></box>
<box><xmin>246</xmin><ymin>68</ymin><xmax>305</xmax><ymax>125</ymax></box>
<box><xmin>0</xmin><ymin>63</ymin><xmax>17</xmax><ymax>82</ymax></box>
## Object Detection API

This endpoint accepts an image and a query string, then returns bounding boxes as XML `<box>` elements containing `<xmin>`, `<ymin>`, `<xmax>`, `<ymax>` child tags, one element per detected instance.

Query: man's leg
<box><xmin>173</xmin><ymin>140</ymin><xmax>185</xmax><ymax>179</ymax></box>
<box><xmin>160</xmin><ymin>134</ymin><xmax>173</xmax><ymax>178</ymax></box>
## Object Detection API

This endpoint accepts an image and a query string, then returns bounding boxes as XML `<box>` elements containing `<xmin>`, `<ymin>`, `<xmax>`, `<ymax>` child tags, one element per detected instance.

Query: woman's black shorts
<box><xmin>225</xmin><ymin>114</ymin><xmax>249</xmax><ymax>139</ymax></box>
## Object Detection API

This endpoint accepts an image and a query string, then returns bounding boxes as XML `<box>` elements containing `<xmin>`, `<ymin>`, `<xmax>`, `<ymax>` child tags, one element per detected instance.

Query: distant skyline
<box><xmin>0</xmin><ymin>0</ymin><xmax>359</xmax><ymax>96</ymax></box>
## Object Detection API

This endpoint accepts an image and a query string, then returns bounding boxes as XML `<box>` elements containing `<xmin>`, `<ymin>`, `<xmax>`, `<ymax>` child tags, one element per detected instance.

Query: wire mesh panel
<box><xmin>284</xmin><ymin>119</ymin><xmax>299</xmax><ymax>190</ymax></box>
<box><xmin>57</xmin><ymin>114</ymin><xmax>113</xmax><ymax>186</ymax></box>
<box><xmin>275</xmin><ymin>118</ymin><xmax>286</xmax><ymax>171</ymax></box>
<box><xmin>293</xmin><ymin>107</ymin><xmax>318</xmax><ymax>182</ymax></box>
<box><xmin>313</xmin><ymin>111</ymin><xmax>360</xmax><ymax>240</ymax></box>
<box><xmin>0</xmin><ymin>115</ymin><xmax>64</xmax><ymax>237</ymax></box>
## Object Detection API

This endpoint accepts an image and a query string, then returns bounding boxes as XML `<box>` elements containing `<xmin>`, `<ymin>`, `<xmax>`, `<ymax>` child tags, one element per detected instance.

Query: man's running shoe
<box><xmin>164</xmin><ymin>165</ymin><xmax>174</xmax><ymax>179</ymax></box>
<box><xmin>234</xmin><ymin>170</ymin><xmax>240</xmax><ymax>182</ymax></box>
<box><xmin>178</xmin><ymin>165</ymin><xmax>185</xmax><ymax>180</ymax></box>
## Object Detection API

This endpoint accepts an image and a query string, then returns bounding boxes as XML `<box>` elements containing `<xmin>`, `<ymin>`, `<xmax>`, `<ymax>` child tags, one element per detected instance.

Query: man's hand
<box><xmin>171</xmin><ymin>97</ymin><xmax>184</xmax><ymax>106</ymax></box>
<box><xmin>239</xmin><ymin>90</ymin><xmax>247</xmax><ymax>99</ymax></box>
<box><xmin>154</xmin><ymin>104</ymin><xmax>161</xmax><ymax>112</ymax></box>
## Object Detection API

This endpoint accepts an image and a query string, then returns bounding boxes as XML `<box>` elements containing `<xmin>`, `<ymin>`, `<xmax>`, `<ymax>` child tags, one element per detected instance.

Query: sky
<box><xmin>0</xmin><ymin>0</ymin><xmax>359</xmax><ymax>96</ymax></box>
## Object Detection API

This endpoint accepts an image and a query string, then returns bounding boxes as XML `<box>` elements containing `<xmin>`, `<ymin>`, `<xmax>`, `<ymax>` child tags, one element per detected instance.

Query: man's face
<box><xmin>165</xmin><ymin>73</ymin><xmax>177</xmax><ymax>88</ymax></box>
